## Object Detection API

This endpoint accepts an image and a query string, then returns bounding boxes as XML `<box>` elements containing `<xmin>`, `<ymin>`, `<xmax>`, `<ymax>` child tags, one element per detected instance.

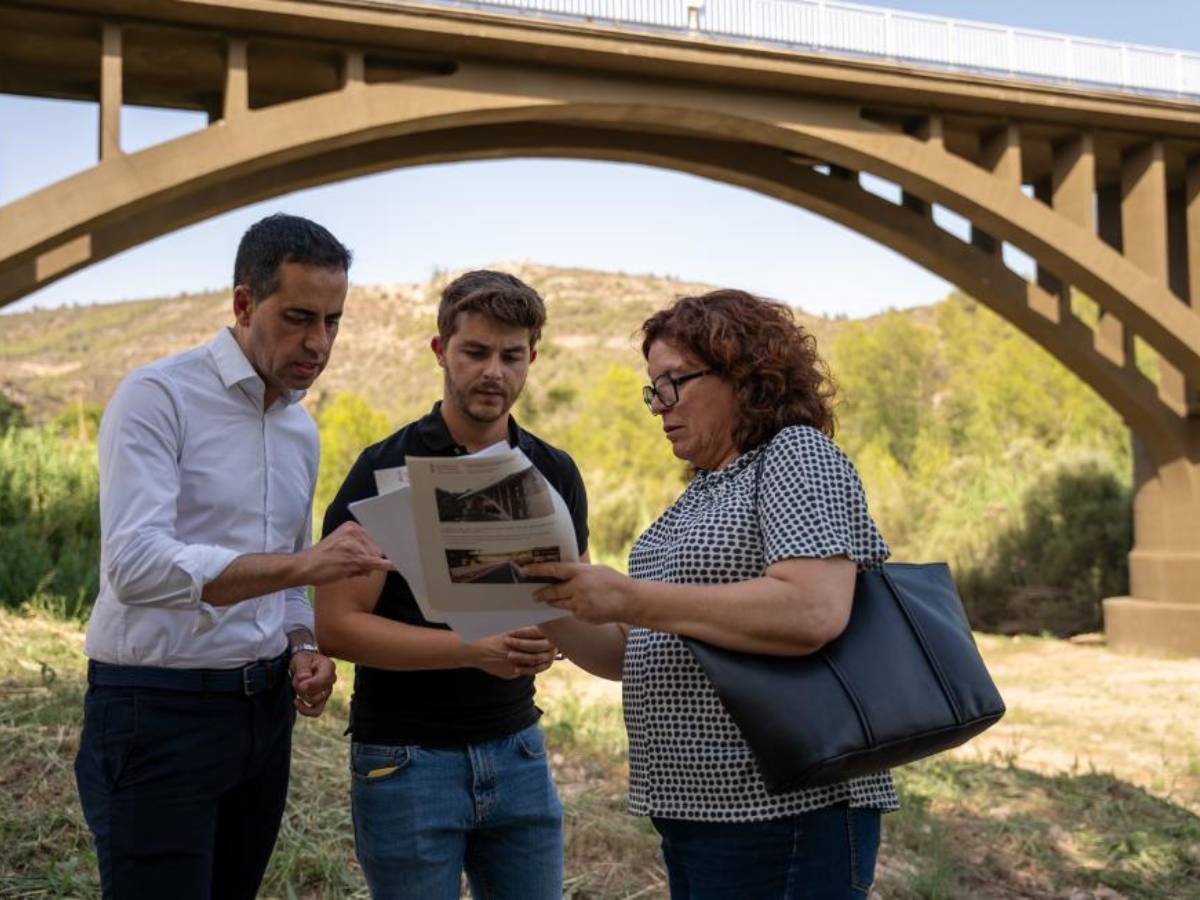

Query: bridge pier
<box><xmin>1105</xmin><ymin>430</ymin><xmax>1200</xmax><ymax>656</ymax></box>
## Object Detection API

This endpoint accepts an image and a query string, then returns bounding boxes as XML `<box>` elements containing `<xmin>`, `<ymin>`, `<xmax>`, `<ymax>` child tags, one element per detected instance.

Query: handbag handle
<box><xmin>750</xmin><ymin>439</ymin><xmax>767</xmax><ymax>553</ymax></box>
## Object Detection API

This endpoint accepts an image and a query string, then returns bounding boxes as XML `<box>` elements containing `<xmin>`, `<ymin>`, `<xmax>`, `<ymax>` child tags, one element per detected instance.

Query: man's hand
<box><xmin>468</xmin><ymin>627</ymin><xmax>558</xmax><ymax>679</ymax></box>
<box><xmin>299</xmin><ymin>522</ymin><xmax>394</xmax><ymax>586</ymax></box>
<box><xmin>524</xmin><ymin>562</ymin><xmax>637</xmax><ymax>625</ymax></box>
<box><xmin>289</xmin><ymin>650</ymin><xmax>337</xmax><ymax>718</ymax></box>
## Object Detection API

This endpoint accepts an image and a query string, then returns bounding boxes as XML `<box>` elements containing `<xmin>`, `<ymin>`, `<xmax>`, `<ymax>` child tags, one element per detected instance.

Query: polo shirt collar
<box><xmin>208</xmin><ymin>327</ymin><xmax>306</xmax><ymax>407</ymax></box>
<box><xmin>417</xmin><ymin>401</ymin><xmax>530</xmax><ymax>453</ymax></box>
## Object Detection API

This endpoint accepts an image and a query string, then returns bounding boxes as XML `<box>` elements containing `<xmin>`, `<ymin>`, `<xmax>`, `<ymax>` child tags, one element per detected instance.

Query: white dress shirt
<box><xmin>84</xmin><ymin>327</ymin><xmax>318</xmax><ymax>668</ymax></box>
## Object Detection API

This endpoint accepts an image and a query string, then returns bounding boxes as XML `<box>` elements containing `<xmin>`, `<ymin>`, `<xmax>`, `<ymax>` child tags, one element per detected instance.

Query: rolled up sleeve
<box><xmin>282</xmin><ymin>501</ymin><xmax>316</xmax><ymax>637</ymax></box>
<box><xmin>99</xmin><ymin>371</ymin><xmax>241</xmax><ymax>630</ymax></box>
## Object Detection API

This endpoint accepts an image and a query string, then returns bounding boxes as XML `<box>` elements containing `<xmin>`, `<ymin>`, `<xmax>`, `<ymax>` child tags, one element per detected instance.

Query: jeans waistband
<box><xmin>87</xmin><ymin>652</ymin><xmax>289</xmax><ymax>696</ymax></box>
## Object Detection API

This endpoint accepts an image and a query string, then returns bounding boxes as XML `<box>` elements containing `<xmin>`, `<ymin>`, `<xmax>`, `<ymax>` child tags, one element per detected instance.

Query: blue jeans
<box><xmin>350</xmin><ymin>723</ymin><xmax>563</xmax><ymax>900</ymax></box>
<box><xmin>652</xmin><ymin>803</ymin><xmax>881</xmax><ymax>899</ymax></box>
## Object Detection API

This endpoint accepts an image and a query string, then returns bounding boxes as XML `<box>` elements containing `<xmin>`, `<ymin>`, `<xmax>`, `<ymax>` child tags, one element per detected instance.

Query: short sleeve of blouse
<box><xmin>757</xmin><ymin>426</ymin><xmax>890</xmax><ymax>569</ymax></box>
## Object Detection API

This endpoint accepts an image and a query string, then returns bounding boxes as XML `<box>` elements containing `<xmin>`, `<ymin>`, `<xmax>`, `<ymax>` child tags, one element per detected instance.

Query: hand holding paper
<box><xmin>525</xmin><ymin>562</ymin><xmax>635</xmax><ymax>625</ymax></box>
<box><xmin>467</xmin><ymin>627</ymin><xmax>558</xmax><ymax>679</ymax></box>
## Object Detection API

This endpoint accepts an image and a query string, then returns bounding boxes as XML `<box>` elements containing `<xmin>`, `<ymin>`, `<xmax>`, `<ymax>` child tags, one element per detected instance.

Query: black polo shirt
<box><xmin>321</xmin><ymin>402</ymin><xmax>589</xmax><ymax>746</ymax></box>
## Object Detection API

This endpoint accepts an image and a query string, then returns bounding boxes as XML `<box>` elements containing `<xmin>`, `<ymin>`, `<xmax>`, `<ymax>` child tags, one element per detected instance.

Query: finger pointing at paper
<box><xmin>523</xmin><ymin>562</ymin><xmax>638</xmax><ymax>625</ymax></box>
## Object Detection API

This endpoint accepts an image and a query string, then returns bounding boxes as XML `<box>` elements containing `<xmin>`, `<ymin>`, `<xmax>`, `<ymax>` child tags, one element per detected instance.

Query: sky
<box><xmin>1</xmin><ymin>1</ymin><xmax>1197</xmax><ymax>318</ymax></box>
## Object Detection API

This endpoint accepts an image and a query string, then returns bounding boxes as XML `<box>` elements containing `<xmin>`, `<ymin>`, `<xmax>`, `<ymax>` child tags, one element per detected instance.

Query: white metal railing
<box><xmin>384</xmin><ymin>0</ymin><xmax>1200</xmax><ymax>100</ymax></box>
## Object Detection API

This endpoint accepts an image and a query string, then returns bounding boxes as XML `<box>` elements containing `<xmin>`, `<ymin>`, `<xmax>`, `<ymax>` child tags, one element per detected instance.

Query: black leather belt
<box><xmin>87</xmin><ymin>652</ymin><xmax>289</xmax><ymax>696</ymax></box>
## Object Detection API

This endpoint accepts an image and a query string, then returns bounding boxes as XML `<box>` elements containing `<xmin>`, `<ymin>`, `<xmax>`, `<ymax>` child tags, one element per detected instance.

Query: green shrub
<box><xmin>0</xmin><ymin>392</ymin><xmax>27</xmax><ymax>433</ymax></box>
<box><xmin>50</xmin><ymin>400</ymin><xmax>104</xmax><ymax>443</ymax></box>
<box><xmin>0</xmin><ymin>427</ymin><xmax>100</xmax><ymax>618</ymax></box>
<box><xmin>314</xmin><ymin>392</ymin><xmax>393</xmax><ymax>520</ymax></box>
<box><xmin>956</xmin><ymin>454</ymin><xmax>1131</xmax><ymax>635</ymax></box>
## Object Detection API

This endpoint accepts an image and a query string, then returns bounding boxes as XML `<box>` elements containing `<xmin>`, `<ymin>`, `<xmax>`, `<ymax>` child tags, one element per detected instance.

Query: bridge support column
<box><xmin>99</xmin><ymin>24</ymin><xmax>122</xmax><ymax>161</ymax></box>
<box><xmin>223</xmin><ymin>38</ymin><xmax>249</xmax><ymax>121</ymax></box>
<box><xmin>1187</xmin><ymin>158</ymin><xmax>1200</xmax><ymax>307</ymax></box>
<box><xmin>1104</xmin><ymin>429</ymin><xmax>1200</xmax><ymax>656</ymax></box>
<box><xmin>1046</xmin><ymin>132</ymin><xmax>1095</xmax><ymax>320</ymax></box>
<box><xmin>1103</xmin><ymin>142</ymin><xmax>1200</xmax><ymax>655</ymax></box>
<box><xmin>969</xmin><ymin>123</ymin><xmax>1020</xmax><ymax>254</ymax></box>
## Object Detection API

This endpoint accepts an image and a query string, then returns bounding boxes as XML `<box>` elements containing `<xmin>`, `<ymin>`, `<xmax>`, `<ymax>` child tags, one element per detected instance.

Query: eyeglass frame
<box><xmin>642</xmin><ymin>368</ymin><xmax>713</xmax><ymax>410</ymax></box>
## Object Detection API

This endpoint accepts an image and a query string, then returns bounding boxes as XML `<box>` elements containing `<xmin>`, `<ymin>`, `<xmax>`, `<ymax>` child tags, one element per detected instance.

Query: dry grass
<box><xmin>876</xmin><ymin>634</ymin><xmax>1200</xmax><ymax>899</ymax></box>
<box><xmin>956</xmin><ymin>634</ymin><xmax>1200</xmax><ymax>804</ymax></box>
<box><xmin>1</xmin><ymin>610</ymin><xmax>1198</xmax><ymax>899</ymax></box>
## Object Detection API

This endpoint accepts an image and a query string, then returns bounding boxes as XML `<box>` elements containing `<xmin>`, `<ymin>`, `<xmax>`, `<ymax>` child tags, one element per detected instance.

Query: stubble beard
<box><xmin>446</xmin><ymin>374</ymin><xmax>511</xmax><ymax>425</ymax></box>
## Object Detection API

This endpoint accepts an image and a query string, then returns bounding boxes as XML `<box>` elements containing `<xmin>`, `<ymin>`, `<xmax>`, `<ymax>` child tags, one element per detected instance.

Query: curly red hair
<box><xmin>641</xmin><ymin>289</ymin><xmax>836</xmax><ymax>451</ymax></box>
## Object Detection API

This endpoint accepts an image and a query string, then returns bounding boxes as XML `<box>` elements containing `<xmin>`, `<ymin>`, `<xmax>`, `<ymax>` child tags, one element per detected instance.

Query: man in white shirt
<box><xmin>74</xmin><ymin>213</ymin><xmax>391</xmax><ymax>900</ymax></box>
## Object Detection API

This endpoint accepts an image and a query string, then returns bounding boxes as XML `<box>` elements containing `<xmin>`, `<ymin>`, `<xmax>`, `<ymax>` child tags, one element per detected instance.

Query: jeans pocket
<box><xmin>515</xmin><ymin>725</ymin><xmax>548</xmax><ymax>760</ymax></box>
<box><xmin>350</xmin><ymin>744</ymin><xmax>413</xmax><ymax>783</ymax></box>
<box><xmin>845</xmin><ymin>807</ymin><xmax>882</xmax><ymax>893</ymax></box>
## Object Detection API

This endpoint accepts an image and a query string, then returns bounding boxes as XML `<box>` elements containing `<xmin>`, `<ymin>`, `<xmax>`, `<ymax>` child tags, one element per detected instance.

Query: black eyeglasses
<box><xmin>642</xmin><ymin>369</ymin><xmax>712</xmax><ymax>410</ymax></box>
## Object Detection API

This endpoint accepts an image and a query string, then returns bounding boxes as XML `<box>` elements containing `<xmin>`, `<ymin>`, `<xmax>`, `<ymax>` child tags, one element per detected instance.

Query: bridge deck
<box><xmin>3</xmin><ymin>0</ymin><xmax>1199</xmax><ymax>116</ymax></box>
<box><xmin>393</xmin><ymin>0</ymin><xmax>1200</xmax><ymax>102</ymax></box>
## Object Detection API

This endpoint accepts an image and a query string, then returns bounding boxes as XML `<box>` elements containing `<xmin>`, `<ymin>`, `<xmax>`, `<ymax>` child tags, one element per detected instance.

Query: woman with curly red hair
<box><xmin>528</xmin><ymin>289</ymin><xmax>896</xmax><ymax>899</ymax></box>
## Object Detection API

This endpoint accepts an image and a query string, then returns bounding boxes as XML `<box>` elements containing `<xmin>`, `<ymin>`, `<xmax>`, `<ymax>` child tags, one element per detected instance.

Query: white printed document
<box><xmin>348</xmin><ymin>444</ymin><xmax>576</xmax><ymax>640</ymax></box>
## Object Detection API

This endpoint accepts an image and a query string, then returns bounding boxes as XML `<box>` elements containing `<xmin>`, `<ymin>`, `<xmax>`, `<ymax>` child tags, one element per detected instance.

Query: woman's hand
<box><xmin>522</xmin><ymin>562</ymin><xmax>639</xmax><ymax>625</ymax></box>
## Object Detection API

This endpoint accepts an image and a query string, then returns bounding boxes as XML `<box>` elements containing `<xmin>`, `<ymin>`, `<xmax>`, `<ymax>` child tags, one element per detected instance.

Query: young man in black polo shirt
<box><xmin>316</xmin><ymin>270</ymin><xmax>588</xmax><ymax>900</ymax></box>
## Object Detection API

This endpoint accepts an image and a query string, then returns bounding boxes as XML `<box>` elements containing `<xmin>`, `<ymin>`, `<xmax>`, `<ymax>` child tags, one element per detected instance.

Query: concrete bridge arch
<box><xmin>2</xmin><ymin>5</ymin><xmax>1198</xmax><ymax>653</ymax></box>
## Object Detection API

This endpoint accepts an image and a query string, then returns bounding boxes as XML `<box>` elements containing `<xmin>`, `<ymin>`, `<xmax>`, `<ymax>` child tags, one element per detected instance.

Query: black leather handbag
<box><xmin>685</xmin><ymin>562</ymin><xmax>1006</xmax><ymax>795</ymax></box>
<box><xmin>683</xmin><ymin>442</ymin><xmax>1005</xmax><ymax>795</ymax></box>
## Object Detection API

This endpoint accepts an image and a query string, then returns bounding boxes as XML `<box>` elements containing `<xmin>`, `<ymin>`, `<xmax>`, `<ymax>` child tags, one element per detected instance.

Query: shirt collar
<box><xmin>416</xmin><ymin>401</ymin><xmax>530</xmax><ymax>453</ymax></box>
<box><xmin>693</xmin><ymin>444</ymin><xmax>756</xmax><ymax>485</ymax></box>
<box><xmin>207</xmin><ymin>327</ymin><xmax>306</xmax><ymax>407</ymax></box>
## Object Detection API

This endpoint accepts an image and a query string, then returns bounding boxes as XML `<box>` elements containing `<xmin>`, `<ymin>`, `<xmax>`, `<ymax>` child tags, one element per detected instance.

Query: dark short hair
<box><xmin>233</xmin><ymin>213</ymin><xmax>352</xmax><ymax>301</ymax></box>
<box><xmin>641</xmin><ymin>289</ymin><xmax>836</xmax><ymax>451</ymax></box>
<box><xmin>437</xmin><ymin>270</ymin><xmax>546</xmax><ymax>347</ymax></box>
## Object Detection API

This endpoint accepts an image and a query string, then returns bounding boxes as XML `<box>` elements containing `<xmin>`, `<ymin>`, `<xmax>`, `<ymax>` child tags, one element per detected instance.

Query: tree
<box><xmin>563</xmin><ymin>366</ymin><xmax>689</xmax><ymax>561</ymax></box>
<box><xmin>832</xmin><ymin>312</ymin><xmax>936</xmax><ymax>470</ymax></box>
<box><xmin>316</xmin><ymin>393</ymin><xmax>393</xmax><ymax>518</ymax></box>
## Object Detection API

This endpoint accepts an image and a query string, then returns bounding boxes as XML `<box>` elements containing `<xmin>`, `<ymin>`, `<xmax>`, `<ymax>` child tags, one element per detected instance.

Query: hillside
<box><xmin>0</xmin><ymin>264</ymin><xmax>842</xmax><ymax>422</ymax></box>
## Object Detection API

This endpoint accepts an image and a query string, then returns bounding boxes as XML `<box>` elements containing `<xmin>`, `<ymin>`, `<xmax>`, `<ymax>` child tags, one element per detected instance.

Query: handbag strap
<box><xmin>746</xmin><ymin>435</ymin><xmax>877</xmax><ymax>745</ymax></box>
<box><xmin>750</xmin><ymin>439</ymin><xmax>768</xmax><ymax>552</ymax></box>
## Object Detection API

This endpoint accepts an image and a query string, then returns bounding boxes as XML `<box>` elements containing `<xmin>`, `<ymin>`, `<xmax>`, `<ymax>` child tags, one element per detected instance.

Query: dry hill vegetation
<box><xmin>0</xmin><ymin>264</ymin><xmax>835</xmax><ymax>422</ymax></box>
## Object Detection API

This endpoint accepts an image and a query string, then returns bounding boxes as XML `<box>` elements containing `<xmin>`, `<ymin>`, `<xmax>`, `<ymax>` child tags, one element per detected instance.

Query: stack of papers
<box><xmin>349</xmin><ymin>443</ymin><xmax>577</xmax><ymax>640</ymax></box>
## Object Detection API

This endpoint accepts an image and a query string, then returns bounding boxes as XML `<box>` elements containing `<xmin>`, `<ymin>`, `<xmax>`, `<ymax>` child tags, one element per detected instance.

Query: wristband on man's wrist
<box><xmin>289</xmin><ymin>641</ymin><xmax>320</xmax><ymax>657</ymax></box>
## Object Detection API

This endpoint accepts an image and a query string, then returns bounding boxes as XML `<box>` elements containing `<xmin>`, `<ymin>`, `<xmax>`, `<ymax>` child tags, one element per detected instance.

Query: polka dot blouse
<box><xmin>622</xmin><ymin>425</ymin><xmax>900</xmax><ymax>822</ymax></box>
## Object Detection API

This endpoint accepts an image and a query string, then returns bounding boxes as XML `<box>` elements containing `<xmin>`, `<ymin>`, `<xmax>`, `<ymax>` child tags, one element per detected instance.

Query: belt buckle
<box><xmin>242</xmin><ymin>661</ymin><xmax>269</xmax><ymax>696</ymax></box>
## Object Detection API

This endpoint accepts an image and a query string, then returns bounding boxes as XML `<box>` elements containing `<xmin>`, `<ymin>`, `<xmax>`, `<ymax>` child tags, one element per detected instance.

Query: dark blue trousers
<box><xmin>652</xmin><ymin>803</ymin><xmax>882</xmax><ymax>899</ymax></box>
<box><xmin>74</xmin><ymin>659</ymin><xmax>294</xmax><ymax>900</ymax></box>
